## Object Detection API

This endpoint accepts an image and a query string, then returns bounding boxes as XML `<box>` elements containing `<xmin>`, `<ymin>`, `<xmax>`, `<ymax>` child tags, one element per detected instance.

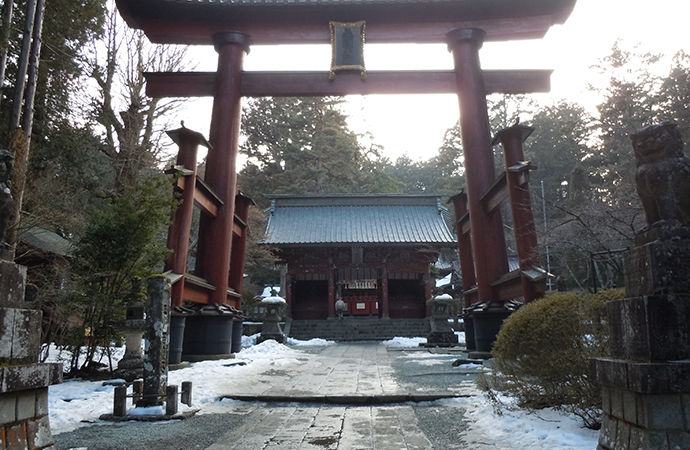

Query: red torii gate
<box><xmin>115</xmin><ymin>0</ymin><xmax>575</xmax><ymax>349</ymax></box>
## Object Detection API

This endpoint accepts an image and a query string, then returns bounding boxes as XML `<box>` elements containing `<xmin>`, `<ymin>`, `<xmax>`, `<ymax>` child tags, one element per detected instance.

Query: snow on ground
<box><xmin>45</xmin><ymin>344</ymin><xmax>127</xmax><ymax>374</ymax></box>
<box><xmin>286</xmin><ymin>337</ymin><xmax>336</xmax><ymax>346</ymax></box>
<box><xmin>48</xmin><ymin>339</ymin><xmax>305</xmax><ymax>434</ymax></box>
<box><xmin>382</xmin><ymin>336</ymin><xmax>427</xmax><ymax>347</ymax></box>
<box><xmin>451</xmin><ymin>396</ymin><xmax>599</xmax><ymax>449</ymax></box>
<box><xmin>46</xmin><ymin>337</ymin><xmax>599</xmax><ymax>449</ymax></box>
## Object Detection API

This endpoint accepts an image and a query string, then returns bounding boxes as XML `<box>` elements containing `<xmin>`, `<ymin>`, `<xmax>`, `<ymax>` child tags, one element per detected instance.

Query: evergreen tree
<box><xmin>238</xmin><ymin>96</ymin><xmax>400</xmax><ymax>208</ymax></box>
<box><xmin>524</xmin><ymin>101</ymin><xmax>593</xmax><ymax>207</ymax></box>
<box><xmin>61</xmin><ymin>176</ymin><xmax>176</xmax><ymax>373</ymax></box>
<box><xmin>658</xmin><ymin>50</ymin><xmax>690</xmax><ymax>147</ymax></box>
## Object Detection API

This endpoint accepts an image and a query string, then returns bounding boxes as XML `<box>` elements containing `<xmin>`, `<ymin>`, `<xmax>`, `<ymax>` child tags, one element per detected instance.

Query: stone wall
<box><xmin>0</xmin><ymin>260</ymin><xmax>62</xmax><ymax>450</ymax></box>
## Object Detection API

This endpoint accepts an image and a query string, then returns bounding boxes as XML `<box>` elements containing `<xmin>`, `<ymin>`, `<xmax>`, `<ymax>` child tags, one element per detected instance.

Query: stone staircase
<box><xmin>288</xmin><ymin>317</ymin><xmax>431</xmax><ymax>341</ymax></box>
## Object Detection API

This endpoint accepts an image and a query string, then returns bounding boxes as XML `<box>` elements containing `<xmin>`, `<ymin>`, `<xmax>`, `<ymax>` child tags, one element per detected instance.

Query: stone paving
<box><xmin>206</xmin><ymin>342</ymin><xmax>478</xmax><ymax>449</ymax></box>
<box><xmin>55</xmin><ymin>342</ymin><xmax>482</xmax><ymax>450</ymax></box>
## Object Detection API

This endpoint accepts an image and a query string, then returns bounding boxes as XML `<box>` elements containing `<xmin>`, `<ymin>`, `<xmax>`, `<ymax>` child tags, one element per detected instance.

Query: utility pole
<box><xmin>541</xmin><ymin>181</ymin><xmax>552</xmax><ymax>290</ymax></box>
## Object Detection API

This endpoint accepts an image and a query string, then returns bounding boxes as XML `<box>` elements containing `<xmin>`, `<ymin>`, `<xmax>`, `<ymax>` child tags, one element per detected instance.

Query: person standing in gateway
<box><xmin>335</xmin><ymin>297</ymin><xmax>346</xmax><ymax>319</ymax></box>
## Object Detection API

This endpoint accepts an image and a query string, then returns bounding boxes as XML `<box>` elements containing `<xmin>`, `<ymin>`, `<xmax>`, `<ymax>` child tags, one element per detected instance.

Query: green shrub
<box><xmin>489</xmin><ymin>289</ymin><xmax>622</xmax><ymax>429</ymax></box>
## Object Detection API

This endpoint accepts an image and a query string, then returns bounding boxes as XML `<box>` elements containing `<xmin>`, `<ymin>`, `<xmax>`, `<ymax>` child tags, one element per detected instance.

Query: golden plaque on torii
<box><xmin>329</xmin><ymin>21</ymin><xmax>366</xmax><ymax>80</ymax></box>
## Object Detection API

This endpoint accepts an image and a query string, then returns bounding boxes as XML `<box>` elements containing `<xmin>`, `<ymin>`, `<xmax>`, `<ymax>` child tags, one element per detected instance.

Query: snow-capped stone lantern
<box><xmin>258</xmin><ymin>294</ymin><xmax>287</xmax><ymax>344</ymax></box>
<box><xmin>425</xmin><ymin>294</ymin><xmax>459</xmax><ymax>347</ymax></box>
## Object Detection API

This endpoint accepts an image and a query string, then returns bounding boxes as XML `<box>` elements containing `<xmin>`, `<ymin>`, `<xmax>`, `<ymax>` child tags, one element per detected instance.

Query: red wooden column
<box><xmin>424</xmin><ymin>266</ymin><xmax>433</xmax><ymax>316</ymax></box>
<box><xmin>164</xmin><ymin>127</ymin><xmax>209</xmax><ymax>308</ymax></box>
<box><xmin>195</xmin><ymin>31</ymin><xmax>249</xmax><ymax>306</ymax></box>
<box><xmin>449</xmin><ymin>191</ymin><xmax>477</xmax><ymax>308</ymax></box>
<box><xmin>228</xmin><ymin>193</ymin><xmax>253</xmax><ymax>306</ymax></box>
<box><xmin>492</xmin><ymin>124</ymin><xmax>544</xmax><ymax>303</ymax></box>
<box><xmin>380</xmin><ymin>263</ymin><xmax>390</xmax><ymax>318</ymax></box>
<box><xmin>447</xmin><ymin>28</ymin><xmax>508</xmax><ymax>304</ymax></box>
<box><xmin>285</xmin><ymin>274</ymin><xmax>293</xmax><ymax>317</ymax></box>
<box><xmin>327</xmin><ymin>268</ymin><xmax>336</xmax><ymax>318</ymax></box>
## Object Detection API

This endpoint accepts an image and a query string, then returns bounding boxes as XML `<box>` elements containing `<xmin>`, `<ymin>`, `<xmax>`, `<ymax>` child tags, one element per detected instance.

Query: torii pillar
<box><xmin>195</xmin><ymin>32</ymin><xmax>250</xmax><ymax>306</ymax></box>
<box><xmin>447</xmin><ymin>28</ymin><xmax>509</xmax><ymax>304</ymax></box>
<box><xmin>447</xmin><ymin>28</ymin><xmax>511</xmax><ymax>354</ymax></box>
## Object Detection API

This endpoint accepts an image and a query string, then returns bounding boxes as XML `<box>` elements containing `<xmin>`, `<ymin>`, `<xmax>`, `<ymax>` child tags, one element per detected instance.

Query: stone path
<box><xmin>206</xmin><ymin>403</ymin><xmax>434</xmax><ymax>450</ymax></box>
<box><xmin>206</xmin><ymin>343</ymin><xmax>476</xmax><ymax>449</ymax></box>
<box><xmin>56</xmin><ymin>342</ymin><xmax>481</xmax><ymax>450</ymax></box>
<box><xmin>222</xmin><ymin>343</ymin><xmax>448</xmax><ymax>402</ymax></box>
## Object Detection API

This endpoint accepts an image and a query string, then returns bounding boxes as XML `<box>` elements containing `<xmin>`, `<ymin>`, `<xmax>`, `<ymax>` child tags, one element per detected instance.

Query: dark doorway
<box><xmin>388</xmin><ymin>278</ymin><xmax>426</xmax><ymax>319</ymax></box>
<box><xmin>292</xmin><ymin>280</ymin><xmax>328</xmax><ymax>320</ymax></box>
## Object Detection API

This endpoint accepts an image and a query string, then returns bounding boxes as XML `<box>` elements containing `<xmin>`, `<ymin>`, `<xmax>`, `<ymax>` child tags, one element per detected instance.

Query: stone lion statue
<box><xmin>631</xmin><ymin>122</ymin><xmax>690</xmax><ymax>228</ymax></box>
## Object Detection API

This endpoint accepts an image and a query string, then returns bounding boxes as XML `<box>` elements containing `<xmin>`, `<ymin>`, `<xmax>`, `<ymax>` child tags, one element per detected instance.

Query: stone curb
<box><xmin>219</xmin><ymin>393</ymin><xmax>472</xmax><ymax>404</ymax></box>
<box><xmin>98</xmin><ymin>409</ymin><xmax>199</xmax><ymax>422</ymax></box>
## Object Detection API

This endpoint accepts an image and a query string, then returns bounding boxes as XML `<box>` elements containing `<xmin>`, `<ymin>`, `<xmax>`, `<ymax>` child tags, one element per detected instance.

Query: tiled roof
<box><xmin>263</xmin><ymin>194</ymin><xmax>456</xmax><ymax>245</ymax></box>
<box><xmin>21</xmin><ymin>227</ymin><xmax>73</xmax><ymax>257</ymax></box>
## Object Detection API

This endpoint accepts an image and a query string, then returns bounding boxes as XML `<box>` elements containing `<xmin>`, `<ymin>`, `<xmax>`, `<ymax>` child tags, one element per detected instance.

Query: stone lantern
<box><xmin>117</xmin><ymin>302</ymin><xmax>146</xmax><ymax>381</ymax></box>
<box><xmin>258</xmin><ymin>295</ymin><xmax>287</xmax><ymax>344</ymax></box>
<box><xmin>425</xmin><ymin>294</ymin><xmax>459</xmax><ymax>346</ymax></box>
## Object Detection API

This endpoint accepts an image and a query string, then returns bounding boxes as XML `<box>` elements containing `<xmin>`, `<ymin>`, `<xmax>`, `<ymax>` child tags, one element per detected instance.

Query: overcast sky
<box><xmin>175</xmin><ymin>0</ymin><xmax>690</xmax><ymax>162</ymax></box>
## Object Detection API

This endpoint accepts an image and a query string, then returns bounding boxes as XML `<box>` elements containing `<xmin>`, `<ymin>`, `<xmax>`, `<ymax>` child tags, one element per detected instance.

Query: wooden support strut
<box><xmin>451</xmin><ymin>125</ymin><xmax>545</xmax><ymax>305</ymax></box>
<box><xmin>164</xmin><ymin>127</ymin><xmax>209</xmax><ymax>308</ymax></box>
<box><xmin>491</xmin><ymin>124</ymin><xmax>545</xmax><ymax>303</ymax></box>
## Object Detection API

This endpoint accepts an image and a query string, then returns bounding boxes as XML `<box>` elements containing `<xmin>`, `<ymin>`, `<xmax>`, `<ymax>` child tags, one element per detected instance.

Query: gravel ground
<box><xmin>54</xmin><ymin>411</ymin><xmax>249</xmax><ymax>450</ymax></box>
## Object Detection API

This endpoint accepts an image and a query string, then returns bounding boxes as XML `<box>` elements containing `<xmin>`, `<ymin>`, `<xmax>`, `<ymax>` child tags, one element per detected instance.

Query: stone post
<box><xmin>0</xmin><ymin>260</ymin><xmax>62</xmax><ymax>450</ymax></box>
<box><xmin>139</xmin><ymin>275</ymin><xmax>171</xmax><ymax>407</ymax></box>
<box><xmin>592</xmin><ymin>228</ymin><xmax>690</xmax><ymax>449</ymax></box>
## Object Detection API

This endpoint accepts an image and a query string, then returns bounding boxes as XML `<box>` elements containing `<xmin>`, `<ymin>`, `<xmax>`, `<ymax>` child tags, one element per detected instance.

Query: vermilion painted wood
<box><xmin>136</xmin><ymin>17</ymin><xmax>557</xmax><ymax>46</ymax></box>
<box><xmin>448</xmin><ymin>28</ymin><xmax>508</xmax><ymax>305</ymax></box>
<box><xmin>495</xmin><ymin>125</ymin><xmax>544</xmax><ymax>303</ymax></box>
<box><xmin>228</xmin><ymin>194</ymin><xmax>252</xmax><ymax>302</ymax></box>
<box><xmin>144</xmin><ymin>70</ymin><xmax>552</xmax><ymax>98</ymax></box>
<box><xmin>449</xmin><ymin>192</ymin><xmax>476</xmax><ymax>309</ymax></box>
<box><xmin>195</xmin><ymin>32</ymin><xmax>247</xmax><ymax>306</ymax></box>
<box><xmin>165</xmin><ymin>128</ymin><xmax>203</xmax><ymax>308</ymax></box>
<box><xmin>114</xmin><ymin>0</ymin><xmax>576</xmax><ymax>45</ymax></box>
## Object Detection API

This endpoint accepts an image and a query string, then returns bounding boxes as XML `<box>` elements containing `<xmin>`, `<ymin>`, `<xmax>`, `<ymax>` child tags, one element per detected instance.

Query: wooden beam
<box><xmin>145</xmin><ymin>69</ymin><xmax>552</xmax><ymax>98</ymax></box>
<box><xmin>193</xmin><ymin>177</ymin><xmax>223</xmax><ymax>217</ymax></box>
<box><xmin>490</xmin><ymin>269</ymin><xmax>524</xmax><ymax>302</ymax></box>
<box><xmin>131</xmin><ymin>14</ymin><xmax>562</xmax><ymax>46</ymax></box>
<box><xmin>183</xmin><ymin>274</ymin><xmax>216</xmax><ymax>304</ymax></box>
<box><xmin>479</xmin><ymin>172</ymin><xmax>509</xmax><ymax>214</ymax></box>
<box><xmin>457</xmin><ymin>212</ymin><xmax>471</xmax><ymax>236</ymax></box>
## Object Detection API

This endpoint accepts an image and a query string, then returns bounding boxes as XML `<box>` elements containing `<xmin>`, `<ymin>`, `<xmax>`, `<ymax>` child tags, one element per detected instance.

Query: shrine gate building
<box><xmin>262</xmin><ymin>194</ymin><xmax>456</xmax><ymax>320</ymax></box>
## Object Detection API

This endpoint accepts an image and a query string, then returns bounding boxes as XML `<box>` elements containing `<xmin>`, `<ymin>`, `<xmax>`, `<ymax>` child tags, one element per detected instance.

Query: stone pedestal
<box><xmin>0</xmin><ymin>260</ymin><xmax>62</xmax><ymax>450</ymax></box>
<box><xmin>593</xmin><ymin>230</ymin><xmax>690</xmax><ymax>450</ymax></box>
